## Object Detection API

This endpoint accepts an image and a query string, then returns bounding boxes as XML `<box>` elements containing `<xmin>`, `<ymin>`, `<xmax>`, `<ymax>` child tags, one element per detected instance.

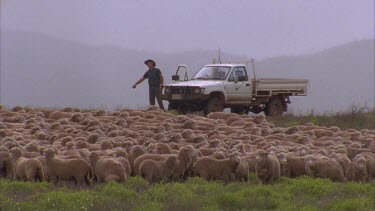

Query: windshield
<box><xmin>192</xmin><ymin>66</ymin><xmax>231</xmax><ymax>80</ymax></box>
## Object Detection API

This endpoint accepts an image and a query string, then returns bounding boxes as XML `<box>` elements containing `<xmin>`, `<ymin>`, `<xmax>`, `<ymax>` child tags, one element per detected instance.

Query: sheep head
<box><xmin>10</xmin><ymin>147</ymin><xmax>23</xmax><ymax>161</ymax></box>
<box><xmin>43</xmin><ymin>148</ymin><xmax>56</xmax><ymax>160</ymax></box>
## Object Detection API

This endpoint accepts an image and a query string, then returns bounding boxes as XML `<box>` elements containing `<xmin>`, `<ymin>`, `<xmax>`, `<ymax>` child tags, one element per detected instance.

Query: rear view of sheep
<box><xmin>139</xmin><ymin>155</ymin><xmax>178</xmax><ymax>183</ymax></box>
<box><xmin>89</xmin><ymin>152</ymin><xmax>127</xmax><ymax>183</ymax></box>
<box><xmin>10</xmin><ymin>147</ymin><xmax>44</xmax><ymax>182</ymax></box>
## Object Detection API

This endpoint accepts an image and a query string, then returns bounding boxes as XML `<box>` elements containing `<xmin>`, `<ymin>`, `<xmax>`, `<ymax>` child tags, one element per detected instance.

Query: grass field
<box><xmin>1</xmin><ymin>175</ymin><xmax>374</xmax><ymax>211</ymax></box>
<box><xmin>267</xmin><ymin>108</ymin><xmax>375</xmax><ymax>130</ymax></box>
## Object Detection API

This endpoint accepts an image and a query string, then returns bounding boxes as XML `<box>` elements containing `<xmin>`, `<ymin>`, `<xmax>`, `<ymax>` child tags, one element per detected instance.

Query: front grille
<box><xmin>171</xmin><ymin>87</ymin><xmax>193</xmax><ymax>94</ymax></box>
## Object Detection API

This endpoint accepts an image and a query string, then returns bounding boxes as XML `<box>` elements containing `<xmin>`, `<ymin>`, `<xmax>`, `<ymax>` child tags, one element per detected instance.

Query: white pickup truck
<box><xmin>161</xmin><ymin>61</ymin><xmax>308</xmax><ymax>116</ymax></box>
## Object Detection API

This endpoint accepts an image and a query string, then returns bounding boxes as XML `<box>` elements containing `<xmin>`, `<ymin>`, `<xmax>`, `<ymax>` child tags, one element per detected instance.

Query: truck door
<box><xmin>225</xmin><ymin>67</ymin><xmax>252</xmax><ymax>102</ymax></box>
<box><xmin>172</xmin><ymin>65</ymin><xmax>189</xmax><ymax>83</ymax></box>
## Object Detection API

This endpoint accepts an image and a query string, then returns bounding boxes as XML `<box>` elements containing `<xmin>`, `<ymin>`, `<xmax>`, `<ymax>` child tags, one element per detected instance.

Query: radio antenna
<box><xmin>218</xmin><ymin>48</ymin><xmax>221</xmax><ymax>63</ymax></box>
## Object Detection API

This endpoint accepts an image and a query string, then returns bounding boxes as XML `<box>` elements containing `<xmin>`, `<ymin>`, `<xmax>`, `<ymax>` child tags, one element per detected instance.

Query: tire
<box><xmin>204</xmin><ymin>96</ymin><xmax>224</xmax><ymax>115</ymax></box>
<box><xmin>265</xmin><ymin>97</ymin><xmax>284</xmax><ymax>117</ymax></box>
<box><xmin>249</xmin><ymin>106</ymin><xmax>263</xmax><ymax>114</ymax></box>
<box><xmin>179</xmin><ymin>105</ymin><xmax>192</xmax><ymax>115</ymax></box>
<box><xmin>168</xmin><ymin>102</ymin><xmax>178</xmax><ymax>111</ymax></box>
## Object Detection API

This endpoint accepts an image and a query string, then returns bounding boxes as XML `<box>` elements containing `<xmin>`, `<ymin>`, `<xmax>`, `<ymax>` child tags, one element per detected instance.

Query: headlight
<box><xmin>193</xmin><ymin>88</ymin><xmax>205</xmax><ymax>94</ymax></box>
<box><xmin>164</xmin><ymin>87</ymin><xmax>171</xmax><ymax>94</ymax></box>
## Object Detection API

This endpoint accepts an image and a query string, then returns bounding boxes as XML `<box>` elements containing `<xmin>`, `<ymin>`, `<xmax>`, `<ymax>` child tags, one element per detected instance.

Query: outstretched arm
<box><xmin>132</xmin><ymin>77</ymin><xmax>145</xmax><ymax>88</ymax></box>
<box><xmin>159</xmin><ymin>73</ymin><xmax>164</xmax><ymax>89</ymax></box>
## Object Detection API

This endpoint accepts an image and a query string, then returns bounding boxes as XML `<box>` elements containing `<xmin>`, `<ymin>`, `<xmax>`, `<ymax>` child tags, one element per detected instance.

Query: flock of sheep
<box><xmin>0</xmin><ymin>105</ymin><xmax>375</xmax><ymax>186</ymax></box>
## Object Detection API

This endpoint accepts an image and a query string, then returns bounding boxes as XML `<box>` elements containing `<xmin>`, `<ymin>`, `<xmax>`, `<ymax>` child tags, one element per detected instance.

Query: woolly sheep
<box><xmin>304</xmin><ymin>155</ymin><xmax>346</xmax><ymax>182</ymax></box>
<box><xmin>345</xmin><ymin>154</ymin><xmax>367</xmax><ymax>183</ymax></box>
<box><xmin>255</xmin><ymin>150</ymin><xmax>281</xmax><ymax>185</ymax></box>
<box><xmin>10</xmin><ymin>147</ymin><xmax>44</xmax><ymax>182</ymax></box>
<box><xmin>89</xmin><ymin>152</ymin><xmax>127</xmax><ymax>183</ymax></box>
<box><xmin>44</xmin><ymin>148</ymin><xmax>91</xmax><ymax>186</ymax></box>
<box><xmin>193</xmin><ymin>152</ymin><xmax>241</xmax><ymax>183</ymax></box>
<box><xmin>139</xmin><ymin>155</ymin><xmax>178</xmax><ymax>183</ymax></box>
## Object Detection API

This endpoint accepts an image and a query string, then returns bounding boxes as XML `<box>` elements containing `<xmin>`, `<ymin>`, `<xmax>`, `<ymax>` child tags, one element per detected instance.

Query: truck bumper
<box><xmin>161</xmin><ymin>94</ymin><xmax>210</xmax><ymax>102</ymax></box>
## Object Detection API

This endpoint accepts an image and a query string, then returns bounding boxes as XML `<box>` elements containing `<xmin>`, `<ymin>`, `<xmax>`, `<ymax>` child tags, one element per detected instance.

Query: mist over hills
<box><xmin>1</xmin><ymin>31</ymin><xmax>374</xmax><ymax>113</ymax></box>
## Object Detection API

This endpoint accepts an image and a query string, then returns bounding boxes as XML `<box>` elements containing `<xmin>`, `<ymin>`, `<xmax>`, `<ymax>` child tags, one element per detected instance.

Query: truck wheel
<box><xmin>179</xmin><ymin>105</ymin><xmax>192</xmax><ymax>115</ymax></box>
<box><xmin>265</xmin><ymin>97</ymin><xmax>284</xmax><ymax>117</ymax></box>
<box><xmin>249</xmin><ymin>106</ymin><xmax>263</xmax><ymax>114</ymax></box>
<box><xmin>168</xmin><ymin>102</ymin><xmax>178</xmax><ymax>111</ymax></box>
<box><xmin>205</xmin><ymin>96</ymin><xmax>224</xmax><ymax>115</ymax></box>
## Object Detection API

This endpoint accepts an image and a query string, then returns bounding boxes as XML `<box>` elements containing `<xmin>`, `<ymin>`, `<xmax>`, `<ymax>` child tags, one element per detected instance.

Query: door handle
<box><xmin>245</xmin><ymin>84</ymin><xmax>250</xmax><ymax>86</ymax></box>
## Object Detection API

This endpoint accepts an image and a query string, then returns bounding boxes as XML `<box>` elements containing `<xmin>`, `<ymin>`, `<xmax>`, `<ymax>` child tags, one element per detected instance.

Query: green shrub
<box><xmin>326</xmin><ymin>197</ymin><xmax>375</xmax><ymax>211</ymax></box>
<box><xmin>287</xmin><ymin>121</ymin><xmax>301</xmax><ymax>127</ymax></box>
<box><xmin>285</xmin><ymin>176</ymin><xmax>334</xmax><ymax>197</ymax></box>
<box><xmin>124</xmin><ymin>176</ymin><xmax>150</xmax><ymax>193</ymax></box>
<box><xmin>167</xmin><ymin>109</ymin><xmax>179</xmax><ymax>115</ymax></box>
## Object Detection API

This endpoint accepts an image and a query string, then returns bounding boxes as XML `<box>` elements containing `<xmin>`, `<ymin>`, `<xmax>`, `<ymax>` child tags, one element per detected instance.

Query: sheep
<box><xmin>207</xmin><ymin>112</ymin><xmax>236</xmax><ymax>121</ymax></box>
<box><xmin>329</xmin><ymin>152</ymin><xmax>351</xmax><ymax>174</ymax></box>
<box><xmin>10</xmin><ymin>147</ymin><xmax>44</xmax><ymax>182</ymax></box>
<box><xmin>128</xmin><ymin>145</ymin><xmax>146</xmax><ymax>176</ymax></box>
<box><xmin>304</xmin><ymin>155</ymin><xmax>347</xmax><ymax>182</ymax></box>
<box><xmin>284</xmin><ymin>126</ymin><xmax>300</xmax><ymax>135</ymax></box>
<box><xmin>89</xmin><ymin>152</ymin><xmax>127</xmax><ymax>183</ymax></box>
<box><xmin>139</xmin><ymin>155</ymin><xmax>178</xmax><ymax>183</ymax></box>
<box><xmin>276</xmin><ymin>153</ymin><xmax>287</xmax><ymax>176</ymax></box>
<box><xmin>345</xmin><ymin>154</ymin><xmax>367</xmax><ymax>183</ymax></box>
<box><xmin>171</xmin><ymin>145</ymin><xmax>200</xmax><ymax>181</ymax></box>
<box><xmin>360</xmin><ymin>152</ymin><xmax>375</xmax><ymax>181</ymax></box>
<box><xmin>242</xmin><ymin>153</ymin><xmax>257</xmax><ymax>173</ymax></box>
<box><xmin>3</xmin><ymin>107</ymin><xmax>375</xmax><ymax>186</ymax></box>
<box><xmin>297</xmin><ymin>145</ymin><xmax>309</xmax><ymax>156</ymax></box>
<box><xmin>44</xmin><ymin>148</ymin><xmax>91</xmax><ymax>186</ymax></box>
<box><xmin>285</xmin><ymin>155</ymin><xmax>306</xmax><ymax>178</ymax></box>
<box><xmin>255</xmin><ymin>150</ymin><xmax>281</xmax><ymax>185</ymax></box>
<box><xmin>0</xmin><ymin>149</ymin><xmax>13</xmax><ymax>179</ymax></box>
<box><xmin>212</xmin><ymin>151</ymin><xmax>226</xmax><ymax>160</ymax></box>
<box><xmin>313</xmin><ymin>129</ymin><xmax>334</xmax><ymax>138</ymax></box>
<box><xmin>236</xmin><ymin>159</ymin><xmax>249</xmax><ymax>182</ymax></box>
<box><xmin>181</xmin><ymin>129</ymin><xmax>195</xmax><ymax>139</ymax></box>
<box><xmin>114</xmin><ymin>149</ymin><xmax>131</xmax><ymax>178</ymax></box>
<box><xmin>49</xmin><ymin>111</ymin><xmax>73</xmax><ymax>120</ymax></box>
<box><xmin>193</xmin><ymin>152</ymin><xmax>241</xmax><ymax>183</ymax></box>
<box><xmin>12</xmin><ymin>106</ymin><xmax>24</xmax><ymax>112</ymax></box>
<box><xmin>133</xmin><ymin>145</ymin><xmax>197</xmax><ymax>180</ymax></box>
<box><xmin>70</xmin><ymin>113</ymin><xmax>85</xmax><ymax>123</ymax></box>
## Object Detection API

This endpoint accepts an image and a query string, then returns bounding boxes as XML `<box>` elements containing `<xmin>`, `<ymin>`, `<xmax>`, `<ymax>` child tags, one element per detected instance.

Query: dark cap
<box><xmin>144</xmin><ymin>59</ymin><xmax>156</xmax><ymax>67</ymax></box>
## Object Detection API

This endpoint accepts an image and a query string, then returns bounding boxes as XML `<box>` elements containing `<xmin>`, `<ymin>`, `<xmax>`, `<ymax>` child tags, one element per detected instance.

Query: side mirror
<box><xmin>172</xmin><ymin>75</ymin><xmax>180</xmax><ymax>81</ymax></box>
<box><xmin>238</xmin><ymin>76</ymin><xmax>246</xmax><ymax>82</ymax></box>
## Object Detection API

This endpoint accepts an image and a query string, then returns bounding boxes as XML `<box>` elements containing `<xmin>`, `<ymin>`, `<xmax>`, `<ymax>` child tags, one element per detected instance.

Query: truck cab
<box><xmin>161</xmin><ymin>61</ymin><xmax>308</xmax><ymax>116</ymax></box>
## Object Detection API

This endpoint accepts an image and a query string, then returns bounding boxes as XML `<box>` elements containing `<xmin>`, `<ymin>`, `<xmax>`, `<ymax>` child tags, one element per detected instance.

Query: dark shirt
<box><xmin>143</xmin><ymin>68</ymin><xmax>162</xmax><ymax>86</ymax></box>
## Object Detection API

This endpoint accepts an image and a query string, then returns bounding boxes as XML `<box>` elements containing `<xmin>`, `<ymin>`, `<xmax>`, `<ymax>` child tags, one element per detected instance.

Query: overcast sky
<box><xmin>1</xmin><ymin>0</ymin><xmax>374</xmax><ymax>59</ymax></box>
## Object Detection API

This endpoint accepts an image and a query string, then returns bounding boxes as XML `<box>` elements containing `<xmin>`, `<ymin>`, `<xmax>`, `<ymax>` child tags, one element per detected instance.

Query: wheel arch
<box><xmin>209</xmin><ymin>91</ymin><xmax>225</xmax><ymax>102</ymax></box>
<box><xmin>269</xmin><ymin>94</ymin><xmax>287</xmax><ymax>111</ymax></box>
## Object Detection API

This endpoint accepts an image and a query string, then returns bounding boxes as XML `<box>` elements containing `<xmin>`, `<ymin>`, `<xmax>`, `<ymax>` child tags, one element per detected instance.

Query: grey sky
<box><xmin>2</xmin><ymin>0</ymin><xmax>374</xmax><ymax>59</ymax></box>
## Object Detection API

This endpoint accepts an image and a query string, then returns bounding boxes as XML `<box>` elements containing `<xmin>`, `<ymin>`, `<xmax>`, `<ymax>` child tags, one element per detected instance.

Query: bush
<box><xmin>267</xmin><ymin>108</ymin><xmax>375</xmax><ymax>130</ymax></box>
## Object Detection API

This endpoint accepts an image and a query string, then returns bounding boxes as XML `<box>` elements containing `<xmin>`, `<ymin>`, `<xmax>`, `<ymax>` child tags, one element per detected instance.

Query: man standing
<box><xmin>132</xmin><ymin>59</ymin><xmax>165</xmax><ymax>111</ymax></box>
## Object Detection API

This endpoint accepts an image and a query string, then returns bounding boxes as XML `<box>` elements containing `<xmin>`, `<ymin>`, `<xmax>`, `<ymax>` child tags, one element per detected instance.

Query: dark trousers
<box><xmin>149</xmin><ymin>85</ymin><xmax>165</xmax><ymax>110</ymax></box>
